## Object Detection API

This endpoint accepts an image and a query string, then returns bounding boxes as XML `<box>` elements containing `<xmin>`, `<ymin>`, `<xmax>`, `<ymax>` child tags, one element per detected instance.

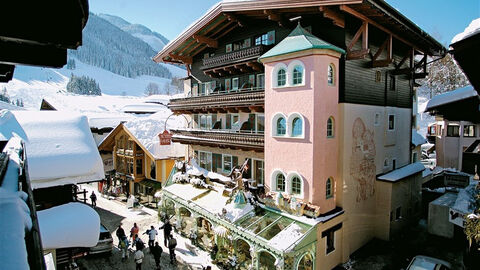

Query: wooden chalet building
<box><xmin>154</xmin><ymin>1</ymin><xmax>445</xmax><ymax>269</ymax></box>
<box><xmin>98</xmin><ymin>121</ymin><xmax>184</xmax><ymax>203</ymax></box>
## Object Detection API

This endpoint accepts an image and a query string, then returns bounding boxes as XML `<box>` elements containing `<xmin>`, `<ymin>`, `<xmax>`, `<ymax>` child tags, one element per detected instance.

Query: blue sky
<box><xmin>89</xmin><ymin>0</ymin><xmax>479</xmax><ymax>46</ymax></box>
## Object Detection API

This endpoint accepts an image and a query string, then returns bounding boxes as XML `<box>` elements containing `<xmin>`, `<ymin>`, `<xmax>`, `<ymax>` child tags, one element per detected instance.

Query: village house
<box><xmin>98</xmin><ymin>112</ymin><xmax>185</xmax><ymax>204</ymax></box>
<box><xmin>152</xmin><ymin>0</ymin><xmax>445</xmax><ymax>269</ymax></box>
<box><xmin>0</xmin><ymin>110</ymin><xmax>104</xmax><ymax>269</ymax></box>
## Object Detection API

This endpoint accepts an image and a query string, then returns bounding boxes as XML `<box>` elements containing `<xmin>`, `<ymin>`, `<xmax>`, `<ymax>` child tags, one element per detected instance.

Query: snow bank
<box><xmin>85</xmin><ymin>112</ymin><xmax>135</xmax><ymax>129</ymax></box>
<box><xmin>37</xmin><ymin>202</ymin><xmax>100</xmax><ymax>249</ymax></box>
<box><xmin>451</xmin><ymin>18</ymin><xmax>480</xmax><ymax>44</ymax></box>
<box><xmin>377</xmin><ymin>162</ymin><xmax>425</xmax><ymax>182</ymax></box>
<box><xmin>223</xmin><ymin>200</ymin><xmax>254</xmax><ymax>223</ymax></box>
<box><xmin>187</xmin><ymin>159</ymin><xmax>231</xmax><ymax>182</ymax></box>
<box><xmin>425</xmin><ymin>85</ymin><xmax>478</xmax><ymax>111</ymax></box>
<box><xmin>0</xmin><ymin>110</ymin><xmax>105</xmax><ymax>188</ymax></box>
<box><xmin>412</xmin><ymin>129</ymin><xmax>427</xmax><ymax>146</ymax></box>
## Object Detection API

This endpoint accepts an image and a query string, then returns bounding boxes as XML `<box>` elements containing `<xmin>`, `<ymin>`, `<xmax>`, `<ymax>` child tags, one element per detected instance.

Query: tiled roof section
<box><xmin>259</xmin><ymin>24</ymin><xmax>345</xmax><ymax>61</ymax></box>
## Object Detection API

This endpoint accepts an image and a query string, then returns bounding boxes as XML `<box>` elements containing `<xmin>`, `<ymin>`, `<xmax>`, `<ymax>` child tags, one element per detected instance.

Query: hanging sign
<box><xmin>159</xmin><ymin>130</ymin><xmax>172</xmax><ymax>145</ymax></box>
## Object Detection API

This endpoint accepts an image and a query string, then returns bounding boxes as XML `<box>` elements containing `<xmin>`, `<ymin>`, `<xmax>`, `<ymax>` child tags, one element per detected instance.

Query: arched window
<box><xmin>277</xmin><ymin>68</ymin><xmax>286</xmax><ymax>87</ymax></box>
<box><xmin>328</xmin><ymin>64</ymin><xmax>335</xmax><ymax>85</ymax></box>
<box><xmin>276</xmin><ymin>117</ymin><xmax>286</xmax><ymax>135</ymax></box>
<box><xmin>326</xmin><ymin>178</ymin><xmax>333</xmax><ymax>198</ymax></box>
<box><xmin>292</xmin><ymin>117</ymin><xmax>303</xmax><ymax>137</ymax></box>
<box><xmin>327</xmin><ymin>117</ymin><xmax>334</xmax><ymax>138</ymax></box>
<box><xmin>292</xmin><ymin>65</ymin><xmax>303</xmax><ymax>85</ymax></box>
<box><xmin>276</xmin><ymin>174</ymin><xmax>285</xmax><ymax>192</ymax></box>
<box><xmin>291</xmin><ymin>176</ymin><xmax>302</xmax><ymax>195</ymax></box>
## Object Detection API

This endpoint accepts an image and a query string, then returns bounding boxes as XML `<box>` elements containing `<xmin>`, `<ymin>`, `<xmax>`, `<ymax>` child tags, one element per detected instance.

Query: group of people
<box><xmin>115</xmin><ymin>220</ymin><xmax>178</xmax><ymax>270</ymax></box>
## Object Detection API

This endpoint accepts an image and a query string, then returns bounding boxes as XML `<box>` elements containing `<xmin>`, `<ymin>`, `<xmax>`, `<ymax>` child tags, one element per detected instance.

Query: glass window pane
<box><xmin>212</xmin><ymin>153</ymin><xmax>222</xmax><ymax>173</ymax></box>
<box><xmin>293</xmin><ymin>66</ymin><xmax>303</xmax><ymax>85</ymax></box>
<box><xmin>257</xmin><ymin>115</ymin><xmax>265</xmax><ymax>133</ymax></box>
<box><xmin>292</xmin><ymin>117</ymin><xmax>302</xmax><ymax>137</ymax></box>
<box><xmin>254</xmin><ymin>160</ymin><xmax>264</xmax><ymax>185</ymax></box>
<box><xmin>291</xmin><ymin>176</ymin><xmax>301</xmax><ymax>194</ymax></box>
<box><xmin>226</xmin><ymin>114</ymin><xmax>231</xmax><ymax>129</ymax></box>
<box><xmin>276</xmin><ymin>174</ymin><xmax>285</xmax><ymax>191</ymax></box>
<box><xmin>276</xmin><ymin>117</ymin><xmax>286</xmax><ymax>135</ymax></box>
<box><xmin>328</xmin><ymin>65</ymin><xmax>334</xmax><ymax>85</ymax></box>
<box><xmin>277</xmin><ymin>69</ymin><xmax>286</xmax><ymax>86</ymax></box>
<box><xmin>223</xmin><ymin>155</ymin><xmax>232</xmax><ymax>172</ymax></box>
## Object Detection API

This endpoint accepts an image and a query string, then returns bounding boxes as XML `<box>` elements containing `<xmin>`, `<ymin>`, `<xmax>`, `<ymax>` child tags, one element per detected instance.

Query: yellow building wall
<box><xmin>375</xmin><ymin>181</ymin><xmax>393</xmax><ymax>240</ymax></box>
<box><xmin>315</xmin><ymin>215</ymin><xmax>345</xmax><ymax>270</ymax></box>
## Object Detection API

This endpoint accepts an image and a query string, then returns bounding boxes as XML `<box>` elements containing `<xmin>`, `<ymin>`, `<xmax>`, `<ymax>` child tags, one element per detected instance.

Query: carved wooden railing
<box><xmin>170</xmin><ymin>128</ymin><xmax>264</xmax><ymax>151</ymax></box>
<box><xmin>201</xmin><ymin>45</ymin><xmax>269</xmax><ymax>70</ymax></box>
<box><xmin>168</xmin><ymin>88</ymin><xmax>264</xmax><ymax>112</ymax></box>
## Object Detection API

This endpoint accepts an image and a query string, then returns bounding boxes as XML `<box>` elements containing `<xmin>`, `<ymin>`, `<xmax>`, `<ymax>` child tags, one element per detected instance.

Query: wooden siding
<box><xmin>342</xmin><ymin>17</ymin><xmax>413</xmax><ymax>108</ymax></box>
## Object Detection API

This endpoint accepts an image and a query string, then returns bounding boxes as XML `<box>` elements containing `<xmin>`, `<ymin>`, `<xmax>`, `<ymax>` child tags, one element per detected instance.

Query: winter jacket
<box><xmin>134</xmin><ymin>250</ymin><xmax>144</xmax><ymax>264</ymax></box>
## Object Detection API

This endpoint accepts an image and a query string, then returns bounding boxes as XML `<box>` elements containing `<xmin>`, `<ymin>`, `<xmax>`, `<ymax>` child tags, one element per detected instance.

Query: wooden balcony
<box><xmin>168</xmin><ymin>88</ymin><xmax>264</xmax><ymax>114</ymax></box>
<box><xmin>171</xmin><ymin>128</ymin><xmax>264</xmax><ymax>152</ymax></box>
<box><xmin>201</xmin><ymin>45</ymin><xmax>270</xmax><ymax>71</ymax></box>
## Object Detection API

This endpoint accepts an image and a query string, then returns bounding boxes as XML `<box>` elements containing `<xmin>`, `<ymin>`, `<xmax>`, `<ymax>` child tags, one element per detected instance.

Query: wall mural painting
<box><xmin>350</xmin><ymin>117</ymin><xmax>376</xmax><ymax>202</ymax></box>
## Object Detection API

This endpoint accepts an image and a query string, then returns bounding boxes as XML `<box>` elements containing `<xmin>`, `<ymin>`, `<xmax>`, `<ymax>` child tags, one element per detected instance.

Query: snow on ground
<box><xmin>451</xmin><ymin>18</ymin><xmax>480</xmax><ymax>44</ymax></box>
<box><xmin>78</xmin><ymin>183</ymin><xmax>219</xmax><ymax>270</ymax></box>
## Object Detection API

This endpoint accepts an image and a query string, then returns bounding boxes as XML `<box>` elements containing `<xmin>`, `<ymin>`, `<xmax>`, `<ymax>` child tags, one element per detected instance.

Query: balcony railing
<box><xmin>168</xmin><ymin>88</ymin><xmax>264</xmax><ymax>113</ymax></box>
<box><xmin>171</xmin><ymin>128</ymin><xmax>264</xmax><ymax>152</ymax></box>
<box><xmin>201</xmin><ymin>45</ymin><xmax>270</xmax><ymax>70</ymax></box>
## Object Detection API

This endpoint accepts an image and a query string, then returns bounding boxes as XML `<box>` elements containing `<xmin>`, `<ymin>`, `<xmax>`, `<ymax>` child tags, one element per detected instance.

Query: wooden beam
<box><xmin>224</xmin><ymin>13</ymin><xmax>244</xmax><ymax>27</ymax></box>
<box><xmin>371</xmin><ymin>35</ymin><xmax>392</xmax><ymax>67</ymax></box>
<box><xmin>168</xmin><ymin>53</ymin><xmax>192</xmax><ymax>64</ymax></box>
<box><xmin>263</xmin><ymin>10</ymin><xmax>290</xmax><ymax>27</ymax></box>
<box><xmin>340</xmin><ymin>5</ymin><xmax>423</xmax><ymax>54</ymax></box>
<box><xmin>246</xmin><ymin>61</ymin><xmax>262</xmax><ymax>71</ymax></box>
<box><xmin>347</xmin><ymin>22</ymin><xmax>366</xmax><ymax>52</ymax></box>
<box><xmin>319</xmin><ymin>6</ymin><xmax>345</xmax><ymax>28</ymax></box>
<box><xmin>215</xmin><ymin>23</ymin><xmax>240</xmax><ymax>40</ymax></box>
<box><xmin>209</xmin><ymin>21</ymin><xmax>235</xmax><ymax>38</ymax></box>
<box><xmin>346</xmin><ymin>48</ymin><xmax>369</xmax><ymax>60</ymax></box>
<box><xmin>372</xmin><ymin>59</ymin><xmax>393</xmax><ymax>68</ymax></box>
<box><xmin>192</xmin><ymin>35</ymin><xmax>218</xmax><ymax>48</ymax></box>
<box><xmin>390</xmin><ymin>68</ymin><xmax>412</xmax><ymax>75</ymax></box>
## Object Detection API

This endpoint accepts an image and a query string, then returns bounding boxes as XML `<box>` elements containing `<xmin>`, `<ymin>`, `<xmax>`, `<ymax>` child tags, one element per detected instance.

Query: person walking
<box><xmin>120</xmin><ymin>236</ymin><xmax>129</xmax><ymax>261</ymax></box>
<box><xmin>116</xmin><ymin>225</ymin><xmax>126</xmax><ymax>242</ymax></box>
<box><xmin>134</xmin><ymin>234</ymin><xmax>145</xmax><ymax>251</ymax></box>
<box><xmin>89</xmin><ymin>191</ymin><xmax>97</xmax><ymax>208</ymax></box>
<box><xmin>130</xmin><ymin>223</ymin><xmax>139</xmax><ymax>247</ymax></box>
<box><xmin>144</xmin><ymin>225</ymin><xmax>157</xmax><ymax>250</ymax></box>
<box><xmin>159</xmin><ymin>220</ymin><xmax>172</xmax><ymax>247</ymax></box>
<box><xmin>151</xmin><ymin>242</ymin><xmax>163</xmax><ymax>270</ymax></box>
<box><xmin>168</xmin><ymin>235</ymin><xmax>177</xmax><ymax>264</ymax></box>
<box><xmin>134</xmin><ymin>247</ymin><xmax>144</xmax><ymax>270</ymax></box>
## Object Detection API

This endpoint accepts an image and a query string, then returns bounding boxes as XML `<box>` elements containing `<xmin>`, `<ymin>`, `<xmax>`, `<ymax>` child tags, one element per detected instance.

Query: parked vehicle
<box><xmin>89</xmin><ymin>224</ymin><xmax>113</xmax><ymax>255</ymax></box>
<box><xmin>406</xmin><ymin>255</ymin><xmax>451</xmax><ymax>270</ymax></box>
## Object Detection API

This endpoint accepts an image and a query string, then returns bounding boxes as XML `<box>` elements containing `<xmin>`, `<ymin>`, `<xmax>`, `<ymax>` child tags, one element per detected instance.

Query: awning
<box><xmin>37</xmin><ymin>202</ymin><xmax>100</xmax><ymax>250</ymax></box>
<box><xmin>139</xmin><ymin>179</ymin><xmax>162</xmax><ymax>190</ymax></box>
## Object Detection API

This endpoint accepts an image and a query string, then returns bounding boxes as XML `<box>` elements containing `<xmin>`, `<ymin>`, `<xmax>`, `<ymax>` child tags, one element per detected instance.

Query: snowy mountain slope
<box><xmin>98</xmin><ymin>14</ymin><xmax>169</xmax><ymax>52</ymax></box>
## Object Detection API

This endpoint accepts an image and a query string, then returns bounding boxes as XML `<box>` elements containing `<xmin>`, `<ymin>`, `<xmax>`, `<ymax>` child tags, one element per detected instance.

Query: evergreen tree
<box><xmin>66</xmin><ymin>75</ymin><xmax>102</xmax><ymax>96</ymax></box>
<box><xmin>66</xmin><ymin>58</ymin><xmax>76</xmax><ymax>70</ymax></box>
<box><xmin>0</xmin><ymin>87</ymin><xmax>10</xmax><ymax>103</ymax></box>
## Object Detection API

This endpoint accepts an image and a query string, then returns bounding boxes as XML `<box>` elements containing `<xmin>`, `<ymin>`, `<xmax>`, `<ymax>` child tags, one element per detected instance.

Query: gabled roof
<box><xmin>259</xmin><ymin>24</ymin><xmax>344</xmax><ymax>61</ymax></box>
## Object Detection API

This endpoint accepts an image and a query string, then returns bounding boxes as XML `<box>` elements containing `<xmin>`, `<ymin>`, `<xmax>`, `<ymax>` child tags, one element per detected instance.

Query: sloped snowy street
<box><xmin>76</xmin><ymin>184</ymin><xmax>218</xmax><ymax>270</ymax></box>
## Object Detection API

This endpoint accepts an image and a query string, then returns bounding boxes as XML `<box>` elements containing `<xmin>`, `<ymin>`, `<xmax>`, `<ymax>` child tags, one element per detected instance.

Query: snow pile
<box><xmin>451</xmin><ymin>179</ymin><xmax>477</xmax><ymax>214</ymax></box>
<box><xmin>425</xmin><ymin>85</ymin><xmax>478</xmax><ymax>111</ymax></box>
<box><xmin>222</xmin><ymin>200</ymin><xmax>254</xmax><ymax>223</ymax></box>
<box><xmin>0</xmin><ymin>110</ymin><xmax>105</xmax><ymax>189</ymax></box>
<box><xmin>269</xmin><ymin>223</ymin><xmax>305</xmax><ymax>251</ymax></box>
<box><xmin>377</xmin><ymin>162</ymin><xmax>425</xmax><ymax>182</ymax></box>
<box><xmin>412</xmin><ymin>129</ymin><xmax>427</xmax><ymax>146</ymax></box>
<box><xmin>186</xmin><ymin>159</ymin><xmax>232</xmax><ymax>182</ymax></box>
<box><xmin>123</xmin><ymin>111</ymin><xmax>185</xmax><ymax>159</ymax></box>
<box><xmin>37</xmin><ymin>202</ymin><xmax>100</xmax><ymax>249</ymax></box>
<box><xmin>86</xmin><ymin>112</ymin><xmax>135</xmax><ymax>129</ymax></box>
<box><xmin>121</xmin><ymin>103</ymin><xmax>168</xmax><ymax>114</ymax></box>
<box><xmin>451</xmin><ymin>18</ymin><xmax>480</xmax><ymax>44</ymax></box>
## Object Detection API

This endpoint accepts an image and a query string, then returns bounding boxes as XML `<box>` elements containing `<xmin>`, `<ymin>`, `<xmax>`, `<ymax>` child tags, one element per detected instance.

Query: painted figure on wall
<box><xmin>350</xmin><ymin>118</ymin><xmax>376</xmax><ymax>202</ymax></box>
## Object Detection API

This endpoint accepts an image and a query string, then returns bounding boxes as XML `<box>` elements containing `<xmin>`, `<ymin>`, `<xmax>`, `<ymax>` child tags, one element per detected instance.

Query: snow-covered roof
<box><xmin>85</xmin><ymin>112</ymin><xmax>135</xmax><ymax>129</ymax></box>
<box><xmin>377</xmin><ymin>162</ymin><xmax>425</xmax><ymax>182</ymax></box>
<box><xmin>451</xmin><ymin>179</ymin><xmax>477</xmax><ymax>214</ymax></box>
<box><xmin>121</xmin><ymin>103</ymin><xmax>167</xmax><ymax>114</ymax></box>
<box><xmin>425</xmin><ymin>85</ymin><xmax>478</xmax><ymax>111</ymax></box>
<box><xmin>412</xmin><ymin>129</ymin><xmax>427</xmax><ymax>147</ymax></box>
<box><xmin>37</xmin><ymin>202</ymin><xmax>100</xmax><ymax>249</ymax></box>
<box><xmin>0</xmin><ymin>110</ymin><xmax>105</xmax><ymax>189</ymax></box>
<box><xmin>123</xmin><ymin>111</ymin><xmax>185</xmax><ymax>159</ymax></box>
<box><xmin>0</xmin><ymin>138</ymin><xmax>32</xmax><ymax>270</ymax></box>
<box><xmin>430</xmin><ymin>192</ymin><xmax>457</xmax><ymax>207</ymax></box>
<box><xmin>451</xmin><ymin>18</ymin><xmax>480</xmax><ymax>44</ymax></box>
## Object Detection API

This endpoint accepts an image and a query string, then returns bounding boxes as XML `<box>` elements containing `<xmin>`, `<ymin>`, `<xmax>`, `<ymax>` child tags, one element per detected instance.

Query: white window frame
<box><xmin>198</xmin><ymin>151</ymin><xmax>212</xmax><ymax>171</ymax></box>
<box><xmin>326</xmin><ymin>177</ymin><xmax>333</xmax><ymax>199</ymax></box>
<box><xmin>272</xmin><ymin>113</ymin><xmax>287</xmax><ymax>137</ymax></box>
<box><xmin>287</xmin><ymin>112</ymin><xmax>305</xmax><ymax>139</ymax></box>
<box><xmin>252</xmin><ymin>158</ymin><xmax>265</xmax><ymax>186</ymax></box>
<box><xmin>255</xmin><ymin>113</ymin><xmax>265</xmax><ymax>134</ymax></box>
<box><xmin>388</xmin><ymin>114</ymin><xmax>395</xmax><ymax>131</ymax></box>
<box><xmin>374</xmin><ymin>112</ymin><xmax>380</xmax><ymax>126</ymax></box>
<box><xmin>327</xmin><ymin>117</ymin><xmax>334</xmax><ymax>138</ymax></box>
<box><xmin>287</xmin><ymin>60</ymin><xmax>306</xmax><ymax>87</ymax></box>
<box><xmin>232</xmin><ymin>77</ymin><xmax>239</xmax><ymax>90</ymax></box>
<box><xmin>270</xmin><ymin>169</ymin><xmax>286</xmax><ymax>192</ymax></box>
<box><xmin>272</xmin><ymin>63</ymin><xmax>288</xmax><ymax>88</ymax></box>
<box><xmin>327</xmin><ymin>63</ymin><xmax>335</xmax><ymax>86</ymax></box>
<box><xmin>383</xmin><ymin>158</ymin><xmax>389</xmax><ymax>168</ymax></box>
<box><xmin>256</xmin><ymin>73</ymin><xmax>265</xmax><ymax>90</ymax></box>
<box><xmin>286</xmin><ymin>171</ymin><xmax>304</xmax><ymax>199</ymax></box>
